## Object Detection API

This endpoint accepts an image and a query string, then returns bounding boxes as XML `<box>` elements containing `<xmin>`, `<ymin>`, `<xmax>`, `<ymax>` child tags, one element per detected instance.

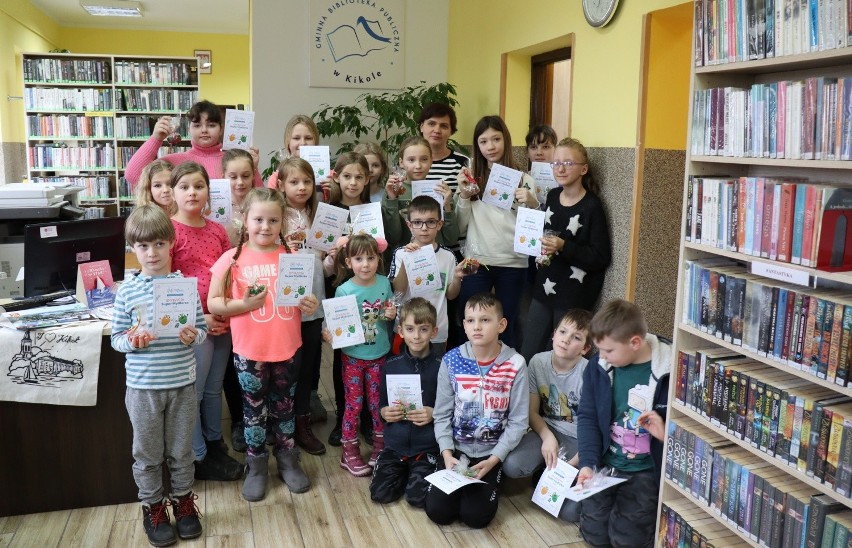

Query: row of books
<box><xmin>115</xmin><ymin>89</ymin><xmax>198</xmax><ymax>113</ymax></box>
<box><xmin>666</xmin><ymin>416</ymin><xmax>847</xmax><ymax>547</ymax></box>
<box><xmin>114</xmin><ymin>115</ymin><xmax>188</xmax><ymax>140</ymax></box>
<box><xmin>82</xmin><ymin>207</ymin><xmax>107</xmax><ymax>219</ymax></box>
<box><xmin>113</xmin><ymin>61</ymin><xmax>197</xmax><ymax>86</ymax></box>
<box><xmin>23</xmin><ymin>58</ymin><xmax>110</xmax><ymax>84</ymax></box>
<box><xmin>28</xmin><ymin>143</ymin><xmax>115</xmax><ymax>171</ymax></box>
<box><xmin>659</xmin><ymin>496</ymin><xmax>752</xmax><ymax>547</ymax></box>
<box><xmin>116</xmin><ymin>146</ymin><xmax>189</xmax><ymax>169</ymax></box>
<box><xmin>684</xmin><ymin>177</ymin><xmax>843</xmax><ymax>267</ymax></box>
<box><xmin>674</xmin><ymin>348</ymin><xmax>852</xmax><ymax>491</ymax></box>
<box><xmin>682</xmin><ymin>259</ymin><xmax>852</xmax><ymax>386</ymax></box>
<box><xmin>24</xmin><ymin>87</ymin><xmax>113</xmax><ymax>112</ymax></box>
<box><xmin>692</xmin><ymin>78</ymin><xmax>852</xmax><ymax>160</ymax></box>
<box><xmin>694</xmin><ymin>0</ymin><xmax>852</xmax><ymax>67</ymax></box>
<box><xmin>26</xmin><ymin>114</ymin><xmax>114</xmax><ymax>139</ymax></box>
<box><xmin>32</xmin><ymin>176</ymin><xmax>112</xmax><ymax>200</ymax></box>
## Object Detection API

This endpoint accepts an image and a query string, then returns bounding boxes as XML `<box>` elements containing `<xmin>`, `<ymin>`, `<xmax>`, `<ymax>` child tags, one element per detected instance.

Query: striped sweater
<box><xmin>111</xmin><ymin>271</ymin><xmax>207</xmax><ymax>390</ymax></box>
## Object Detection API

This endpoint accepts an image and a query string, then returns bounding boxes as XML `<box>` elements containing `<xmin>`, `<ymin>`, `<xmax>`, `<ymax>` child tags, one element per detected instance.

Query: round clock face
<box><xmin>583</xmin><ymin>0</ymin><xmax>620</xmax><ymax>28</ymax></box>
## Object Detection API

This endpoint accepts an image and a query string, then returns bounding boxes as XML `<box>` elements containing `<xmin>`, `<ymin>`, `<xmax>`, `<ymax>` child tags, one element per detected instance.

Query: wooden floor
<box><xmin>0</xmin><ymin>344</ymin><xmax>590</xmax><ymax>548</ymax></box>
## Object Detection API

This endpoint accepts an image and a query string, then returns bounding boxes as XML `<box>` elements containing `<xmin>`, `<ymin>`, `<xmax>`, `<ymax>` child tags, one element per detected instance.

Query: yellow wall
<box><xmin>0</xmin><ymin>0</ymin><xmax>59</xmax><ymax>142</ymax></box>
<box><xmin>448</xmin><ymin>0</ymin><xmax>690</xmax><ymax>147</ymax></box>
<box><xmin>645</xmin><ymin>2</ymin><xmax>693</xmax><ymax>150</ymax></box>
<box><xmin>58</xmin><ymin>28</ymin><xmax>249</xmax><ymax>107</ymax></box>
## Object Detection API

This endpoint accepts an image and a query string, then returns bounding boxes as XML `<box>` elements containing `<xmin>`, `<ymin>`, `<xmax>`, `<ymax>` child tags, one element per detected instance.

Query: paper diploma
<box><xmin>306</xmin><ymin>202</ymin><xmax>348</xmax><ymax>252</ymax></box>
<box><xmin>349</xmin><ymin>202</ymin><xmax>385</xmax><ymax>239</ymax></box>
<box><xmin>208</xmin><ymin>179</ymin><xmax>232</xmax><ymax>226</ymax></box>
<box><xmin>411</xmin><ymin>180</ymin><xmax>445</xmax><ymax>219</ymax></box>
<box><xmin>425</xmin><ymin>469</ymin><xmax>485</xmax><ymax>494</ymax></box>
<box><xmin>514</xmin><ymin>207</ymin><xmax>546</xmax><ymax>257</ymax></box>
<box><xmin>481</xmin><ymin>163</ymin><xmax>523</xmax><ymax>210</ymax></box>
<box><xmin>401</xmin><ymin>245</ymin><xmax>442</xmax><ymax>298</ymax></box>
<box><xmin>299</xmin><ymin>145</ymin><xmax>331</xmax><ymax>183</ymax></box>
<box><xmin>530</xmin><ymin>161</ymin><xmax>557</xmax><ymax>204</ymax></box>
<box><xmin>564</xmin><ymin>475</ymin><xmax>627</xmax><ymax>502</ymax></box>
<box><xmin>152</xmin><ymin>278</ymin><xmax>198</xmax><ymax>337</ymax></box>
<box><xmin>222</xmin><ymin>109</ymin><xmax>254</xmax><ymax>150</ymax></box>
<box><xmin>385</xmin><ymin>374</ymin><xmax>423</xmax><ymax>410</ymax></box>
<box><xmin>276</xmin><ymin>253</ymin><xmax>314</xmax><ymax>306</ymax></box>
<box><xmin>321</xmin><ymin>295</ymin><xmax>365</xmax><ymax>349</ymax></box>
<box><xmin>531</xmin><ymin>460</ymin><xmax>579</xmax><ymax>517</ymax></box>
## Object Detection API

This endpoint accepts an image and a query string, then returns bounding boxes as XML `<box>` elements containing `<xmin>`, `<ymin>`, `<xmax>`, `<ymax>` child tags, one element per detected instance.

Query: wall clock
<box><xmin>582</xmin><ymin>0</ymin><xmax>620</xmax><ymax>28</ymax></box>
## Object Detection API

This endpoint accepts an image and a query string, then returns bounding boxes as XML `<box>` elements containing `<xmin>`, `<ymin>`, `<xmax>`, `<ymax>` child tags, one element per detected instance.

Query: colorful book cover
<box><xmin>75</xmin><ymin>259</ymin><xmax>116</xmax><ymax>309</ymax></box>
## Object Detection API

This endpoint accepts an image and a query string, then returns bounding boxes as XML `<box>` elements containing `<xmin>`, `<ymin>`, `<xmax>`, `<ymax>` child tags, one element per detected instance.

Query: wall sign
<box><xmin>310</xmin><ymin>0</ymin><xmax>405</xmax><ymax>89</ymax></box>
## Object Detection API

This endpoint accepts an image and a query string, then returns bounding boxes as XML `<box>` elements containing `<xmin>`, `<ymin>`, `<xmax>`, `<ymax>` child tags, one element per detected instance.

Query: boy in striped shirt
<box><xmin>111</xmin><ymin>205</ymin><xmax>207</xmax><ymax>547</ymax></box>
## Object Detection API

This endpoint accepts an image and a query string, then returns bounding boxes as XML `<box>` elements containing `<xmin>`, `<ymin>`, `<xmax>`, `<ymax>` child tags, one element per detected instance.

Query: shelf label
<box><xmin>750</xmin><ymin>260</ymin><xmax>810</xmax><ymax>287</ymax></box>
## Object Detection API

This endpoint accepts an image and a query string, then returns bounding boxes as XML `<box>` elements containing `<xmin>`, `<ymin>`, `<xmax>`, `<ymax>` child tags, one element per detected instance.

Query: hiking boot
<box><xmin>310</xmin><ymin>390</ymin><xmax>327</xmax><ymax>423</ymax></box>
<box><xmin>206</xmin><ymin>438</ymin><xmax>235</xmax><ymax>463</ymax></box>
<box><xmin>295</xmin><ymin>414</ymin><xmax>326</xmax><ymax>455</ymax></box>
<box><xmin>340</xmin><ymin>438</ymin><xmax>372</xmax><ymax>477</ymax></box>
<box><xmin>194</xmin><ymin>452</ymin><xmax>242</xmax><ymax>481</ymax></box>
<box><xmin>368</xmin><ymin>431</ymin><xmax>384</xmax><ymax>467</ymax></box>
<box><xmin>141</xmin><ymin>500</ymin><xmax>176</xmax><ymax>547</ymax></box>
<box><xmin>231</xmin><ymin>421</ymin><xmax>247</xmax><ymax>453</ymax></box>
<box><xmin>327</xmin><ymin>417</ymin><xmax>342</xmax><ymax>447</ymax></box>
<box><xmin>242</xmin><ymin>453</ymin><xmax>269</xmax><ymax>502</ymax></box>
<box><xmin>275</xmin><ymin>447</ymin><xmax>311</xmax><ymax>493</ymax></box>
<box><xmin>169</xmin><ymin>492</ymin><xmax>202</xmax><ymax>540</ymax></box>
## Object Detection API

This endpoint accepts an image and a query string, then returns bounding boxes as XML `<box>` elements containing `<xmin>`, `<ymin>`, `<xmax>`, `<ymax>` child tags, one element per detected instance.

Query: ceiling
<box><xmin>30</xmin><ymin>0</ymin><xmax>249</xmax><ymax>34</ymax></box>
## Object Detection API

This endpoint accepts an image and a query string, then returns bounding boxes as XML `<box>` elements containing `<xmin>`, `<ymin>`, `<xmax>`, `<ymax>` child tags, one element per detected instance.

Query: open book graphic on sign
<box><xmin>326</xmin><ymin>16</ymin><xmax>390</xmax><ymax>62</ymax></box>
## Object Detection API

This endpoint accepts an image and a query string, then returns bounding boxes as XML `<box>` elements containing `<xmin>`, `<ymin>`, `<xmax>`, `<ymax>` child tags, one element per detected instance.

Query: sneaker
<box><xmin>194</xmin><ymin>453</ymin><xmax>242</xmax><ymax>481</ymax></box>
<box><xmin>141</xmin><ymin>500</ymin><xmax>176</xmax><ymax>547</ymax></box>
<box><xmin>231</xmin><ymin>422</ymin><xmax>247</xmax><ymax>453</ymax></box>
<box><xmin>169</xmin><ymin>492</ymin><xmax>203</xmax><ymax>539</ymax></box>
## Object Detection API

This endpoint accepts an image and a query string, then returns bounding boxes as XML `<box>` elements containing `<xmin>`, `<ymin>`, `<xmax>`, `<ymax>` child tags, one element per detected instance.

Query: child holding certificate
<box><xmin>370</xmin><ymin>298</ymin><xmax>442</xmax><ymax>508</ymax></box>
<box><xmin>454</xmin><ymin>116</ymin><xmax>539</xmax><ymax>350</ymax></box>
<box><xmin>208</xmin><ymin>188</ymin><xmax>319</xmax><ymax>501</ymax></box>
<box><xmin>111</xmin><ymin>205</ymin><xmax>206</xmax><ymax>546</ymax></box>
<box><xmin>326</xmin><ymin>233</ymin><xmax>396</xmax><ymax>476</ymax></box>
<box><xmin>520</xmin><ymin>138</ymin><xmax>611</xmax><ymax>362</ymax></box>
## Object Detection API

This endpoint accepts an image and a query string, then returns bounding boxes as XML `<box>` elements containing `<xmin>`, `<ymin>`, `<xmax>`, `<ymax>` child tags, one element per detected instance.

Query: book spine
<box><xmin>835</xmin><ymin>305</ymin><xmax>852</xmax><ymax>387</ymax></box>
<box><xmin>835</xmin><ymin>420</ymin><xmax>852</xmax><ymax>497</ymax></box>
<box><xmin>818</xmin><ymin>300</ymin><xmax>836</xmax><ymax>380</ymax></box>
<box><xmin>778</xmin><ymin>183</ymin><xmax>797</xmax><ymax>261</ymax></box>
<box><xmin>824</xmin><ymin>411</ymin><xmax>844</xmax><ymax>488</ymax></box>
<box><xmin>826</xmin><ymin>301</ymin><xmax>844</xmax><ymax>383</ymax></box>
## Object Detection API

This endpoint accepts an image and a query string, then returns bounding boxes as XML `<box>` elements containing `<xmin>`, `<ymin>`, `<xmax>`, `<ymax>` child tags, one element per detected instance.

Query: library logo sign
<box><xmin>310</xmin><ymin>0</ymin><xmax>404</xmax><ymax>89</ymax></box>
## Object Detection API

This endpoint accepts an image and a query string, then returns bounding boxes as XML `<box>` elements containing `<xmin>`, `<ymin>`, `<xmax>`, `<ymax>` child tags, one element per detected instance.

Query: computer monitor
<box><xmin>24</xmin><ymin>217</ymin><xmax>126</xmax><ymax>297</ymax></box>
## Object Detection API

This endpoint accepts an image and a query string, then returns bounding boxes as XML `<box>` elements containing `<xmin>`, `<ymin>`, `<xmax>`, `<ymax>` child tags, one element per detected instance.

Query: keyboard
<box><xmin>0</xmin><ymin>290</ymin><xmax>76</xmax><ymax>312</ymax></box>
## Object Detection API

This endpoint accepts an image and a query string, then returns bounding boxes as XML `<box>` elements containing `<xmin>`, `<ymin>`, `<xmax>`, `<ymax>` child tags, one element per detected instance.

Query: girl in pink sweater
<box><xmin>125</xmin><ymin>100</ymin><xmax>263</xmax><ymax>190</ymax></box>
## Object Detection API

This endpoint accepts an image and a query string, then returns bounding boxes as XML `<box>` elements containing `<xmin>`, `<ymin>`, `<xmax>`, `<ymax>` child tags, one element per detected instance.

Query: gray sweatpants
<box><xmin>125</xmin><ymin>385</ymin><xmax>195</xmax><ymax>505</ymax></box>
<box><xmin>502</xmin><ymin>427</ymin><xmax>577</xmax><ymax>478</ymax></box>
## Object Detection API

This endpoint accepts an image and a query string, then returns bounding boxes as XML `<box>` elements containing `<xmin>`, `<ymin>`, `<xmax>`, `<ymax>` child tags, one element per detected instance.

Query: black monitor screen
<box><xmin>24</xmin><ymin>217</ymin><xmax>126</xmax><ymax>297</ymax></box>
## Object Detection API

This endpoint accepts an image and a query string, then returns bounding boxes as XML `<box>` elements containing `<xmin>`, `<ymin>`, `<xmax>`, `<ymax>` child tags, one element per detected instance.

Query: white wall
<box><xmin>251</xmin><ymin>0</ymin><xmax>449</xmax><ymax>169</ymax></box>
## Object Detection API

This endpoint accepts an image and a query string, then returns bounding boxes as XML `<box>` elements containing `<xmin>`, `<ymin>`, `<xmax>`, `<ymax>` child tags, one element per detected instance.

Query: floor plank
<box><xmin>445</xmin><ymin>528</ymin><xmax>499</xmax><ymax>547</ymax></box>
<box><xmin>0</xmin><ymin>516</ymin><xmax>21</xmax><ymax>535</ymax></box>
<box><xmin>504</xmin><ymin>490</ymin><xmax>585</xmax><ymax>546</ymax></box>
<box><xmin>0</xmin><ymin>533</ymin><xmax>13</xmax><ymax>547</ymax></box>
<box><xmin>292</xmin><ymin>478</ymin><xmax>350</xmax><ymax>547</ymax></box>
<box><xmin>205</xmin><ymin>532</ymin><xmax>254</xmax><ymax>547</ymax></box>
<box><xmin>384</xmin><ymin>499</ymin><xmax>451</xmax><ymax>547</ymax></box>
<box><xmin>203</xmin><ymin>479</ymin><xmax>252</xmax><ymax>537</ymax></box>
<box><xmin>344</xmin><ymin>515</ymin><xmax>402</xmax><ymax>547</ymax></box>
<box><xmin>487</xmin><ymin>500</ymin><xmax>548</xmax><ymax>547</ymax></box>
<box><xmin>322</xmin><ymin>452</ymin><xmax>384</xmax><ymax>520</ymax></box>
<box><xmin>8</xmin><ymin>510</ymin><xmax>69</xmax><ymax>548</ymax></box>
<box><xmin>60</xmin><ymin>505</ymin><xmax>117</xmax><ymax>548</ymax></box>
<box><xmin>251</xmin><ymin>502</ymin><xmax>303</xmax><ymax>548</ymax></box>
<box><xmin>106</xmin><ymin>519</ymin><xmax>152</xmax><ymax>548</ymax></box>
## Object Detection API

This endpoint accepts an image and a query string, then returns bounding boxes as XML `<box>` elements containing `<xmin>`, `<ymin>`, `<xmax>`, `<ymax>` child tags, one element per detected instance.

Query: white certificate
<box><xmin>481</xmin><ymin>163</ymin><xmax>523</xmax><ymax>210</ymax></box>
<box><xmin>222</xmin><ymin>109</ymin><xmax>254</xmax><ymax>150</ymax></box>
<box><xmin>514</xmin><ymin>207</ymin><xmax>546</xmax><ymax>257</ymax></box>
<box><xmin>322</xmin><ymin>295</ymin><xmax>365</xmax><ymax>349</ymax></box>
<box><xmin>401</xmin><ymin>244</ymin><xmax>442</xmax><ymax>298</ymax></box>
<box><xmin>306</xmin><ymin>202</ymin><xmax>348</xmax><ymax>252</ymax></box>
<box><xmin>531</xmin><ymin>460</ymin><xmax>579</xmax><ymax>517</ymax></box>
<box><xmin>564</xmin><ymin>475</ymin><xmax>627</xmax><ymax>502</ymax></box>
<box><xmin>208</xmin><ymin>179</ymin><xmax>232</xmax><ymax>226</ymax></box>
<box><xmin>411</xmin><ymin>180</ymin><xmax>445</xmax><ymax>219</ymax></box>
<box><xmin>385</xmin><ymin>374</ymin><xmax>423</xmax><ymax>410</ymax></box>
<box><xmin>275</xmin><ymin>253</ymin><xmax>315</xmax><ymax>307</ymax></box>
<box><xmin>299</xmin><ymin>145</ymin><xmax>331</xmax><ymax>183</ymax></box>
<box><xmin>349</xmin><ymin>202</ymin><xmax>385</xmax><ymax>239</ymax></box>
<box><xmin>424</xmin><ymin>469</ymin><xmax>485</xmax><ymax>494</ymax></box>
<box><xmin>530</xmin><ymin>161</ymin><xmax>557</xmax><ymax>204</ymax></box>
<box><xmin>152</xmin><ymin>277</ymin><xmax>198</xmax><ymax>337</ymax></box>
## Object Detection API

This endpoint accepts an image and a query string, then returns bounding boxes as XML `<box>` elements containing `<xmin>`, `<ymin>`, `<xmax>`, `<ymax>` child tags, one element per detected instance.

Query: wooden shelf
<box><xmin>24</xmin><ymin>81</ymin><xmax>110</xmax><ymax>87</ymax></box>
<box><xmin>690</xmin><ymin>155</ymin><xmax>852</xmax><ymax>170</ymax></box>
<box><xmin>695</xmin><ymin>48</ymin><xmax>852</xmax><ymax>75</ymax></box>
<box><xmin>663</xmin><ymin>480</ymin><xmax>761</xmax><ymax>547</ymax></box>
<box><xmin>114</xmin><ymin>83</ymin><xmax>195</xmax><ymax>88</ymax></box>
<box><xmin>28</xmin><ymin>136</ymin><xmax>114</xmax><ymax>141</ymax></box>
<box><xmin>678</xmin><ymin>323</ymin><xmax>852</xmax><ymax>395</ymax></box>
<box><xmin>26</xmin><ymin>110</ymin><xmax>113</xmax><ymax>115</ymax></box>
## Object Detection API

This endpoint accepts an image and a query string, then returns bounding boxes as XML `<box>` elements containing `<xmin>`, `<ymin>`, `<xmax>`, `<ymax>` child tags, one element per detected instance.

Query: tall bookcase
<box><xmin>22</xmin><ymin>52</ymin><xmax>199</xmax><ymax>217</ymax></box>
<box><xmin>661</xmin><ymin>4</ymin><xmax>852</xmax><ymax>548</ymax></box>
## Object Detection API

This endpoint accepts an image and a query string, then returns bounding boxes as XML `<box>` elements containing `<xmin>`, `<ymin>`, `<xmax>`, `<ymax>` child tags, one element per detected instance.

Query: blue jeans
<box><xmin>192</xmin><ymin>331</ymin><xmax>232</xmax><ymax>460</ymax></box>
<box><xmin>457</xmin><ymin>265</ymin><xmax>527</xmax><ymax>349</ymax></box>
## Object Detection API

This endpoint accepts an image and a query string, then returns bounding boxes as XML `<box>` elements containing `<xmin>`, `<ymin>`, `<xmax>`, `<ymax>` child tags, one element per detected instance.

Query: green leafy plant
<box><xmin>262</xmin><ymin>82</ymin><xmax>459</xmax><ymax>179</ymax></box>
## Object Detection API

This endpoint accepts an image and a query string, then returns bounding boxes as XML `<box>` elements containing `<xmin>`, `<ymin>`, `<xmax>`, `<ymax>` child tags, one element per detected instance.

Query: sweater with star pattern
<box><xmin>532</xmin><ymin>188</ymin><xmax>611</xmax><ymax>309</ymax></box>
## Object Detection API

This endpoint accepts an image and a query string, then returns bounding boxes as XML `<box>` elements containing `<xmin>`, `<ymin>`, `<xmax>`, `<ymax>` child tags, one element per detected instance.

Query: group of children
<box><xmin>114</xmin><ymin>99</ymin><xmax>665</xmax><ymax>548</ymax></box>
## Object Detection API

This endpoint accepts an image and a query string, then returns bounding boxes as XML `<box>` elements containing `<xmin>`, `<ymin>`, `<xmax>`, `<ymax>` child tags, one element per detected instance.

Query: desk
<box><xmin>0</xmin><ymin>252</ymin><xmax>143</xmax><ymax>517</ymax></box>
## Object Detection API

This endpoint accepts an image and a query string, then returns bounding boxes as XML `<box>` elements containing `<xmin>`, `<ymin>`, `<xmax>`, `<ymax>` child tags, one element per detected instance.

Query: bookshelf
<box><xmin>661</xmin><ymin>2</ymin><xmax>852</xmax><ymax>547</ymax></box>
<box><xmin>22</xmin><ymin>52</ymin><xmax>199</xmax><ymax>218</ymax></box>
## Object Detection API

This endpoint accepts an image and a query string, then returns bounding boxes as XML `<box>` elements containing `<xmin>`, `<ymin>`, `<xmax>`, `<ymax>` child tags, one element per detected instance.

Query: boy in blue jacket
<box><xmin>370</xmin><ymin>297</ymin><xmax>443</xmax><ymax>508</ymax></box>
<box><xmin>576</xmin><ymin>299</ymin><xmax>671</xmax><ymax>548</ymax></box>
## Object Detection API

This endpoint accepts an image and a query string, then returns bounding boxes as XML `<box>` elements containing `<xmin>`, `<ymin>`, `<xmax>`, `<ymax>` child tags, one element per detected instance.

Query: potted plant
<box><xmin>262</xmin><ymin>82</ymin><xmax>460</xmax><ymax>179</ymax></box>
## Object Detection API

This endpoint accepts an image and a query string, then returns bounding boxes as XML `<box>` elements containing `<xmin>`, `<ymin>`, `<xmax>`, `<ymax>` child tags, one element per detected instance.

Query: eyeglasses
<box><xmin>409</xmin><ymin>219</ymin><xmax>440</xmax><ymax>229</ymax></box>
<box><xmin>550</xmin><ymin>160</ymin><xmax>586</xmax><ymax>169</ymax></box>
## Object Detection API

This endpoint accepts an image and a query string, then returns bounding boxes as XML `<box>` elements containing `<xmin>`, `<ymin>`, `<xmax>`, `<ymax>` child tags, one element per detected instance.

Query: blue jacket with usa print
<box><xmin>433</xmin><ymin>342</ymin><xmax>529</xmax><ymax>461</ymax></box>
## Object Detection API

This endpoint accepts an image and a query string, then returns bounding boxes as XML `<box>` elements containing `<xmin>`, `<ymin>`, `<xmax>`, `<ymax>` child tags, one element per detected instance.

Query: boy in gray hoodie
<box><xmin>425</xmin><ymin>293</ymin><xmax>529</xmax><ymax>528</ymax></box>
